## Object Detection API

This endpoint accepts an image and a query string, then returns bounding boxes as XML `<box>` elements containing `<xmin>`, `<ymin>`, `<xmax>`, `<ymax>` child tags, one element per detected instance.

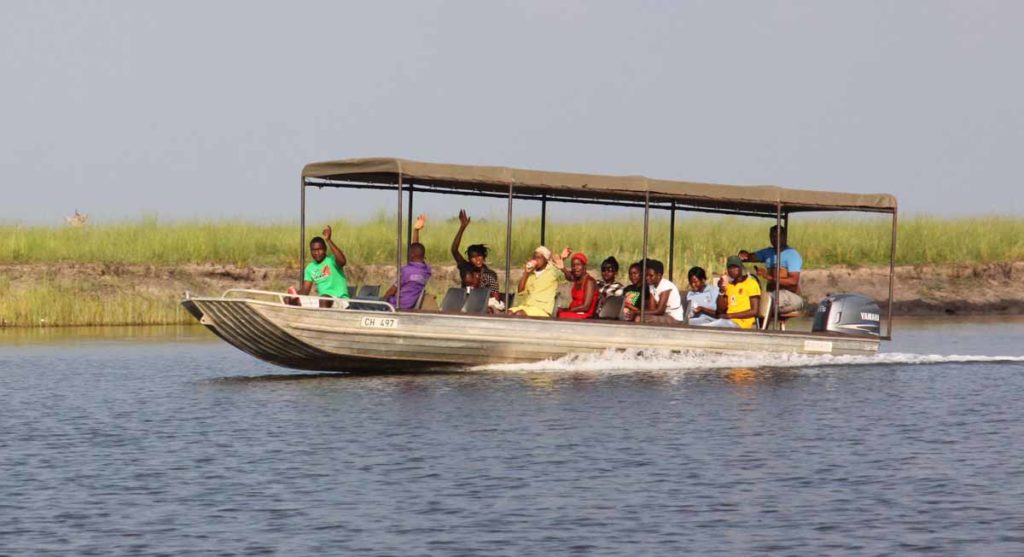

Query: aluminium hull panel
<box><xmin>188</xmin><ymin>298</ymin><xmax>879</xmax><ymax>372</ymax></box>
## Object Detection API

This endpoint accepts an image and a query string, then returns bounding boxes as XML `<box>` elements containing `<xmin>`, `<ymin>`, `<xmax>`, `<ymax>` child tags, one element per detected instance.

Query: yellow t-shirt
<box><xmin>724</xmin><ymin>275</ymin><xmax>762</xmax><ymax>329</ymax></box>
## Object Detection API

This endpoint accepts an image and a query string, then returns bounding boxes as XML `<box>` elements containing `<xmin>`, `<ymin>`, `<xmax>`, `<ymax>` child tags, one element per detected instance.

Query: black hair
<box><xmin>309</xmin><ymin>236</ymin><xmax>326</xmax><ymax>248</ymax></box>
<box><xmin>601</xmin><ymin>256</ymin><xmax>620</xmax><ymax>272</ymax></box>
<box><xmin>769</xmin><ymin>225</ymin><xmax>788</xmax><ymax>236</ymax></box>
<box><xmin>687</xmin><ymin>266</ymin><xmax>707</xmax><ymax>281</ymax></box>
<box><xmin>466</xmin><ymin>244</ymin><xmax>488</xmax><ymax>258</ymax></box>
<box><xmin>629</xmin><ymin>261</ymin><xmax>643</xmax><ymax>272</ymax></box>
<box><xmin>644</xmin><ymin>259</ymin><xmax>664</xmax><ymax>275</ymax></box>
<box><xmin>409</xmin><ymin>242</ymin><xmax>425</xmax><ymax>258</ymax></box>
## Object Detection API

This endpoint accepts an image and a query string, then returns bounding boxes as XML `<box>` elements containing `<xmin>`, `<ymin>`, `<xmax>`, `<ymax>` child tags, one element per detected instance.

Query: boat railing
<box><xmin>220</xmin><ymin>289</ymin><xmax>396</xmax><ymax>313</ymax></box>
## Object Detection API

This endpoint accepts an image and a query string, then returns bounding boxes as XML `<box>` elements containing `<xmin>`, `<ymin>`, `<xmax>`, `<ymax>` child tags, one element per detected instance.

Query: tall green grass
<box><xmin>2</xmin><ymin>215</ymin><xmax>1022</xmax><ymax>272</ymax></box>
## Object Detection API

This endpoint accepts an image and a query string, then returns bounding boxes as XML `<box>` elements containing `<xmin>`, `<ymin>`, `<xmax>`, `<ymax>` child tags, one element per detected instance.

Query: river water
<box><xmin>2</xmin><ymin>320</ymin><xmax>1023</xmax><ymax>556</ymax></box>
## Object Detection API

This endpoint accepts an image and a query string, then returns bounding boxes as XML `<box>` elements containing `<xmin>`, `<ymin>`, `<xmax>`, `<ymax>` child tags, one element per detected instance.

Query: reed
<box><xmin>2</xmin><ymin>215</ymin><xmax>1022</xmax><ymax>270</ymax></box>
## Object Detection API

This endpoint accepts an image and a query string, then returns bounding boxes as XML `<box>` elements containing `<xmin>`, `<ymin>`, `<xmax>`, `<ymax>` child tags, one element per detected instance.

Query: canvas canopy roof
<box><xmin>303</xmin><ymin>158</ymin><xmax>896</xmax><ymax>215</ymax></box>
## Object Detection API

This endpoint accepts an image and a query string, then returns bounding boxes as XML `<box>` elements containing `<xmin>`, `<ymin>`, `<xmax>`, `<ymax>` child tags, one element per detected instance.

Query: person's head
<box><xmin>600</xmin><ymin>257</ymin><xmax>619</xmax><ymax>283</ymax></box>
<box><xmin>570</xmin><ymin>252</ymin><xmax>589</xmax><ymax>280</ymax></box>
<box><xmin>309</xmin><ymin>237</ymin><xmax>327</xmax><ymax>263</ymax></box>
<box><xmin>726</xmin><ymin>255</ymin><xmax>746</xmax><ymax>280</ymax></box>
<box><xmin>466</xmin><ymin>244</ymin><xmax>488</xmax><ymax>269</ymax></box>
<box><xmin>628</xmin><ymin>262</ymin><xmax>642</xmax><ymax>286</ymax></box>
<box><xmin>408</xmin><ymin>242</ymin><xmax>425</xmax><ymax>263</ymax></box>
<box><xmin>644</xmin><ymin>259</ymin><xmax>665</xmax><ymax>286</ymax></box>
<box><xmin>461</xmin><ymin>266</ymin><xmax>481</xmax><ymax>288</ymax></box>
<box><xmin>532</xmin><ymin>246</ymin><xmax>551</xmax><ymax>269</ymax></box>
<box><xmin>769</xmin><ymin>225</ymin><xmax>788</xmax><ymax>249</ymax></box>
<box><xmin>687</xmin><ymin>266</ymin><xmax>708</xmax><ymax>292</ymax></box>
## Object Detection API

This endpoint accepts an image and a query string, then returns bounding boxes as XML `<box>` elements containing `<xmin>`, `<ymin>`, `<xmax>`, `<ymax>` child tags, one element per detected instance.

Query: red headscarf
<box><xmin>571</xmin><ymin>252</ymin><xmax>588</xmax><ymax>265</ymax></box>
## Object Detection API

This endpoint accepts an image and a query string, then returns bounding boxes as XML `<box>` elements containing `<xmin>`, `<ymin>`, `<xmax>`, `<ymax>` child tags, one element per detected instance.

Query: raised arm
<box><xmin>412</xmin><ymin>213</ymin><xmax>426</xmax><ymax>245</ymax></box>
<box><xmin>552</xmin><ymin>248</ymin><xmax>574</xmax><ymax>281</ymax></box>
<box><xmin>516</xmin><ymin>262</ymin><xmax>531</xmax><ymax>293</ymax></box>
<box><xmin>322</xmin><ymin>225</ymin><xmax>347</xmax><ymax>267</ymax></box>
<box><xmin>450</xmin><ymin>210</ymin><xmax>470</xmax><ymax>267</ymax></box>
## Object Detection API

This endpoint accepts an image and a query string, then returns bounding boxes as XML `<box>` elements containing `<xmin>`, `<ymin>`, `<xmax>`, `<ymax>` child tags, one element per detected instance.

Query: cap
<box><xmin>726</xmin><ymin>255</ymin><xmax>745</xmax><ymax>269</ymax></box>
<box><xmin>534</xmin><ymin>246</ymin><xmax>552</xmax><ymax>260</ymax></box>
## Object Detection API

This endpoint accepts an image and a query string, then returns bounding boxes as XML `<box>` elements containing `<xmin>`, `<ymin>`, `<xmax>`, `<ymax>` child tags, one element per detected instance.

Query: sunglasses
<box><xmin>601</xmin><ymin>267</ymin><xmax>615</xmax><ymax>272</ymax></box>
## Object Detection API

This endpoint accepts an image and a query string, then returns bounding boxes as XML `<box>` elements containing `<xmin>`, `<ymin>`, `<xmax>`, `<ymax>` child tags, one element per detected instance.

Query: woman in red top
<box><xmin>554</xmin><ymin>249</ymin><xmax>598</xmax><ymax>319</ymax></box>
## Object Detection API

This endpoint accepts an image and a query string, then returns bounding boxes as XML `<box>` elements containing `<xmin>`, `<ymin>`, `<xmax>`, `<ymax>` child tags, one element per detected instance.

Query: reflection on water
<box><xmin>1</xmin><ymin>320</ymin><xmax>1024</xmax><ymax>554</ymax></box>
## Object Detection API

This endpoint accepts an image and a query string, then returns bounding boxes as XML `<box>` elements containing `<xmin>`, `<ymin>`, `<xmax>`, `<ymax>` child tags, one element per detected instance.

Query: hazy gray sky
<box><xmin>2</xmin><ymin>0</ymin><xmax>1022</xmax><ymax>224</ymax></box>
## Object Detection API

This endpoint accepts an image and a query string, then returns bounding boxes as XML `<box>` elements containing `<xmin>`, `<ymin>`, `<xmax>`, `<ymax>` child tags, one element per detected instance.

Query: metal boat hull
<box><xmin>185</xmin><ymin>297</ymin><xmax>879</xmax><ymax>372</ymax></box>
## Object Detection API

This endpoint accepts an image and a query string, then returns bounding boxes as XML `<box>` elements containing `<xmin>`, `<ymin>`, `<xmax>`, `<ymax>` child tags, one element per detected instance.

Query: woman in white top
<box><xmin>642</xmin><ymin>259</ymin><xmax>683</xmax><ymax>324</ymax></box>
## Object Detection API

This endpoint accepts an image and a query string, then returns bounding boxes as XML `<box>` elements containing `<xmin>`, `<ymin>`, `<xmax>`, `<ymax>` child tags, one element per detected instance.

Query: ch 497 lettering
<box><xmin>360</xmin><ymin>316</ymin><xmax>398</xmax><ymax>329</ymax></box>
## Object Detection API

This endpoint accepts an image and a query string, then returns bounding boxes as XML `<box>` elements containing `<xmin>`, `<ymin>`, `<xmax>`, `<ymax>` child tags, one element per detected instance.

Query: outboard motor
<box><xmin>811</xmin><ymin>294</ymin><xmax>881</xmax><ymax>337</ymax></box>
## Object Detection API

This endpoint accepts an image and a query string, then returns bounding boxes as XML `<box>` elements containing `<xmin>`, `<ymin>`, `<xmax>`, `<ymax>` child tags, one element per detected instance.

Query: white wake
<box><xmin>471</xmin><ymin>349</ymin><xmax>1024</xmax><ymax>374</ymax></box>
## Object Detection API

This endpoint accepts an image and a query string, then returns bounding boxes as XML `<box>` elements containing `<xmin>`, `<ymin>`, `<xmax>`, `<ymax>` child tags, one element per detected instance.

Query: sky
<box><xmin>2</xmin><ymin>0</ymin><xmax>1022</xmax><ymax>225</ymax></box>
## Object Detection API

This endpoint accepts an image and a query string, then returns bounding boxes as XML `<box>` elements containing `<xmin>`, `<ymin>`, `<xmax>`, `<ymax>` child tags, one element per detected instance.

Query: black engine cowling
<box><xmin>811</xmin><ymin>294</ymin><xmax>881</xmax><ymax>337</ymax></box>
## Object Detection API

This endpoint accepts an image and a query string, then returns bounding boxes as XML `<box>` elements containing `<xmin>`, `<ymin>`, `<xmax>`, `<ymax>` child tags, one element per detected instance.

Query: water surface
<box><xmin>2</xmin><ymin>320</ymin><xmax>1023</xmax><ymax>555</ymax></box>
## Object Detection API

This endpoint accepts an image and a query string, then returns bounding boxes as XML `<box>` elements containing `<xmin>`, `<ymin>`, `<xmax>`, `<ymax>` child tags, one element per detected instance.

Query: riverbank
<box><xmin>2</xmin><ymin>261</ymin><xmax>1023</xmax><ymax>327</ymax></box>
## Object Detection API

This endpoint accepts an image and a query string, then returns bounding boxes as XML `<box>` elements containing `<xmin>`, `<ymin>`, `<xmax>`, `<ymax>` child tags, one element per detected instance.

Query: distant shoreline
<box><xmin>2</xmin><ymin>261</ymin><xmax>1023</xmax><ymax>328</ymax></box>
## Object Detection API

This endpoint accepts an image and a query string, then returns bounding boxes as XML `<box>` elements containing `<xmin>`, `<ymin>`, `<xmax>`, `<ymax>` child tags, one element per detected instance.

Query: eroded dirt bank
<box><xmin>3</xmin><ymin>261</ymin><xmax>1024</xmax><ymax>321</ymax></box>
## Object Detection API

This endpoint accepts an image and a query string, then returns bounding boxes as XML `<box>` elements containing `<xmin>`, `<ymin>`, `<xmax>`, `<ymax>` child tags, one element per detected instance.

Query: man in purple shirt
<box><xmin>384</xmin><ymin>214</ymin><xmax>431</xmax><ymax>309</ymax></box>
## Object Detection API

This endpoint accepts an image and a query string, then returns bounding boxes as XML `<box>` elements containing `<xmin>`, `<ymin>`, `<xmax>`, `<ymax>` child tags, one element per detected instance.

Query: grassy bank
<box><xmin>2</xmin><ymin>216</ymin><xmax>1023</xmax><ymax>271</ymax></box>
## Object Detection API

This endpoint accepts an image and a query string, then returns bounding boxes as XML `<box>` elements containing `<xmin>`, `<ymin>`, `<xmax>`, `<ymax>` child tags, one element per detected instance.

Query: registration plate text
<box><xmin>360</xmin><ymin>316</ymin><xmax>398</xmax><ymax>329</ymax></box>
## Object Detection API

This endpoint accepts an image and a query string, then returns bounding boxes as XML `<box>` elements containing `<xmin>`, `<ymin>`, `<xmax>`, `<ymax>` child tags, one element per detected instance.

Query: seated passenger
<box><xmin>640</xmin><ymin>259</ymin><xmax>684</xmax><ymax>324</ymax></box>
<box><xmin>595</xmin><ymin>256</ymin><xmax>625</xmax><ymax>317</ymax></box>
<box><xmin>696</xmin><ymin>256</ymin><xmax>761</xmax><ymax>329</ymax></box>
<box><xmin>508</xmin><ymin>246</ymin><xmax>564</xmax><ymax>317</ymax></box>
<box><xmin>383</xmin><ymin>214</ymin><xmax>431</xmax><ymax>310</ymax></box>
<box><xmin>295</xmin><ymin>225</ymin><xmax>351</xmax><ymax>308</ymax></box>
<box><xmin>738</xmin><ymin>225</ymin><xmax>804</xmax><ymax>314</ymax></box>
<box><xmin>451</xmin><ymin>209</ymin><xmax>500</xmax><ymax>297</ymax></box>
<box><xmin>621</xmin><ymin>262</ymin><xmax>644</xmax><ymax>321</ymax></box>
<box><xmin>685</xmin><ymin>266</ymin><xmax>719</xmax><ymax>326</ymax></box>
<box><xmin>555</xmin><ymin>249</ymin><xmax>598</xmax><ymax>320</ymax></box>
<box><xmin>462</xmin><ymin>266</ymin><xmax>505</xmax><ymax>313</ymax></box>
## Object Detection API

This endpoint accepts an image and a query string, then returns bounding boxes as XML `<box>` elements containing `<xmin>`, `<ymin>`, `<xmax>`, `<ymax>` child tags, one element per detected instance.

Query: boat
<box><xmin>182</xmin><ymin>158</ymin><xmax>898</xmax><ymax>371</ymax></box>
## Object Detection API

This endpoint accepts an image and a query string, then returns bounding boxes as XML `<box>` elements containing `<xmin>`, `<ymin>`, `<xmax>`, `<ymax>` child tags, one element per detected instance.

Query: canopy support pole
<box><xmin>886</xmin><ymin>208</ymin><xmax>898</xmax><ymax>338</ymax></box>
<box><xmin>406</xmin><ymin>183</ymin><xmax>414</xmax><ymax>247</ymax></box>
<box><xmin>299</xmin><ymin>178</ymin><xmax>306</xmax><ymax>284</ymax></box>
<box><xmin>504</xmin><ymin>185</ymin><xmax>514</xmax><ymax>310</ymax></box>
<box><xmin>640</xmin><ymin>192</ymin><xmax>650</xmax><ymax>322</ymax></box>
<box><xmin>396</xmin><ymin>174</ymin><xmax>404</xmax><ymax>309</ymax></box>
<box><xmin>774</xmin><ymin>202</ymin><xmax>782</xmax><ymax>329</ymax></box>
<box><xmin>540</xmin><ymin>194</ymin><xmax>547</xmax><ymax>246</ymax></box>
<box><xmin>668</xmin><ymin>201</ymin><xmax>676</xmax><ymax>282</ymax></box>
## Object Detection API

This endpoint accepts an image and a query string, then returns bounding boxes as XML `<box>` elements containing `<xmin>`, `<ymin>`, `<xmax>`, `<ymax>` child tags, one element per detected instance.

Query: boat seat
<box><xmin>355</xmin><ymin>285</ymin><xmax>381</xmax><ymax>300</ymax></box>
<box><xmin>598</xmin><ymin>295</ymin><xmax>625</xmax><ymax>320</ymax></box>
<box><xmin>758</xmin><ymin>292</ymin><xmax>773</xmax><ymax>330</ymax></box>
<box><xmin>500</xmin><ymin>292</ymin><xmax>515</xmax><ymax>308</ymax></box>
<box><xmin>550</xmin><ymin>292</ymin><xmax>561</xmax><ymax>319</ymax></box>
<box><xmin>462</xmin><ymin>287</ymin><xmax>490</xmax><ymax>314</ymax></box>
<box><xmin>777</xmin><ymin>310</ymin><xmax>803</xmax><ymax>331</ymax></box>
<box><xmin>440</xmin><ymin>288</ymin><xmax>467</xmax><ymax>313</ymax></box>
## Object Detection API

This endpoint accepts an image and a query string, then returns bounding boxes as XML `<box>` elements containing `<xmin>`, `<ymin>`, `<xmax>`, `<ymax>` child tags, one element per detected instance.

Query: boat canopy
<box><xmin>303</xmin><ymin>157</ymin><xmax>896</xmax><ymax>215</ymax></box>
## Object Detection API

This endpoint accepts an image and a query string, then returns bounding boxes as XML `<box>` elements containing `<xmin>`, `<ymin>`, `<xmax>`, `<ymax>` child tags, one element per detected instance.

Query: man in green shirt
<box><xmin>298</xmin><ymin>225</ymin><xmax>350</xmax><ymax>307</ymax></box>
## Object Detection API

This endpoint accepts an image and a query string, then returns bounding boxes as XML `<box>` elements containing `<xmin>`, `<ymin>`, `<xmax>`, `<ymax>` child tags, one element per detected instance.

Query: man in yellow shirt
<box><xmin>508</xmin><ymin>246</ymin><xmax>564</xmax><ymax>317</ymax></box>
<box><xmin>696</xmin><ymin>255</ymin><xmax>761</xmax><ymax>329</ymax></box>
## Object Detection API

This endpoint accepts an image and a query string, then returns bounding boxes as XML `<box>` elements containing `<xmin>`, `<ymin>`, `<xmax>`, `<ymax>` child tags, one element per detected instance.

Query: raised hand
<box><xmin>322</xmin><ymin>225</ymin><xmax>332</xmax><ymax>241</ymax></box>
<box><xmin>560</xmin><ymin>247</ymin><xmax>572</xmax><ymax>260</ymax></box>
<box><xmin>552</xmin><ymin>251</ymin><xmax>565</xmax><ymax>270</ymax></box>
<box><xmin>414</xmin><ymin>214</ymin><xmax>427</xmax><ymax>230</ymax></box>
<box><xmin>458</xmin><ymin>209</ymin><xmax>471</xmax><ymax>228</ymax></box>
